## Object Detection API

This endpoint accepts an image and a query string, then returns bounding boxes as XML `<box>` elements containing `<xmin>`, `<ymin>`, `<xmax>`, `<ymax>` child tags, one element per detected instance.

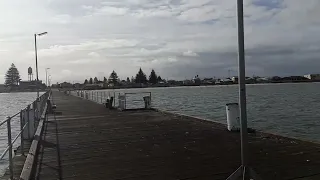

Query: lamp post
<box><xmin>46</xmin><ymin>68</ymin><xmax>50</xmax><ymax>88</ymax></box>
<box><xmin>34</xmin><ymin>32</ymin><xmax>48</xmax><ymax>99</ymax></box>
<box><xmin>48</xmin><ymin>75</ymin><xmax>52</xmax><ymax>89</ymax></box>
<box><xmin>226</xmin><ymin>0</ymin><xmax>261</xmax><ymax>180</ymax></box>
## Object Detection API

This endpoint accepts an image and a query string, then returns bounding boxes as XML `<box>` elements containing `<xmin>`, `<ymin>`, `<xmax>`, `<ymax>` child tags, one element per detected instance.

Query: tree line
<box><xmin>84</xmin><ymin>68</ymin><xmax>162</xmax><ymax>85</ymax></box>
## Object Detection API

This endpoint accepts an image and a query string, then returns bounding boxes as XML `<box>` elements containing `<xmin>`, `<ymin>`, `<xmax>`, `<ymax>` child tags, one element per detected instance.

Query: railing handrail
<box><xmin>70</xmin><ymin>90</ymin><xmax>152</xmax><ymax>110</ymax></box>
<box><xmin>124</xmin><ymin>92</ymin><xmax>151</xmax><ymax>95</ymax></box>
<box><xmin>0</xmin><ymin>91</ymin><xmax>50</xmax><ymax>179</ymax></box>
<box><xmin>0</xmin><ymin>92</ymin><xmax>47</xmax><ymax>127</ymax></box>
<box><xmin>0</xmin><ymin>112</ymin><xmax>20</xmax><ymax>127</ymax></box>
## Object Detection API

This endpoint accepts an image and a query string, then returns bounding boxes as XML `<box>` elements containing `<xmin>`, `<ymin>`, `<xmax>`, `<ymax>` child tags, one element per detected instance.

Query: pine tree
<box><xmin>157</xmin><ymin>76</ymin><xmax>162</xmax><ymax>82</ymax></box>
<box><xmin>108</xmin><ymin>70</ymin><xmax>118</xmax><ymax>85</ymax></box>
<box><xmin>135</xmin><ymin>68</ymin><xmax>147</xmax><ymax>84</ymax></box>
<box><xmin>89</xmin><ymin>78</ymin><xmax>93</xmax><ymax>84</ymax></box>
<box><xmin>5</xmin><ymin>63</ymin><xmax>20</xmax><ymax>87</ymax></box>
<box><xmin>126</xmin><ymin>77</ymin><xmax>130</xmax><ymax>83</ymax></box>
<box><xmin>94</xmin><ymin>77</ymin><xmax>98</xmax><ymax>84</ymax></box>
<box><xmin>149</xmin><ymin>69</ymin><xmax>158</xmax><ymax>84</ymax></box>
<box><xmin>84</xmin><ymin>79</ymin><xmax>88</xmax><ymax>84</ymax></box>
<box><xmin>103</xmin><ymin>77</ymin><xmax>107</xmax><ymax>83</ymax></box>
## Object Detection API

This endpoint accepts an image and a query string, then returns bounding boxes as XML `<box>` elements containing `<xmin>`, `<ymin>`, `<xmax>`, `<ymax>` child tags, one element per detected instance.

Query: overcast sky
<box><xmin>0</xmin><ymin>0</ymin><xmax>320</xmax><ymax>84</ymax></box>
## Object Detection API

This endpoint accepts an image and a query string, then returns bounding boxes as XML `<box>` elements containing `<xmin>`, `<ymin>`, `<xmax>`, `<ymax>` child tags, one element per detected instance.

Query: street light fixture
<box><xmin>34</xmin><ymin>31</ymin><xmax>48</xmax><ymax>98</ymax></box>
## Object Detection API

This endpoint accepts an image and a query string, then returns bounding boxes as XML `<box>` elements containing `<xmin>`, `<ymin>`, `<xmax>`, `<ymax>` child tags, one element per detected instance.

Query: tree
<box><xmin>149</xmin><ymin>69</ymin><xmax>158</xmax><ymax>84</ymax></box>
<box><xmin>157</xmin><ymin>76</ymin><xmax>162</xmax><ymax>82</ymax></box>
<box><xmin>103</xmin><ymin>77</ymin><xmax>107</xmax><ymax>83</ymax></box>
<box><xmin>94</xmin><ymin>77</ymin><xmax>98</xmax><ymax>84</ymax></box>
<box><xmin>126</xmin><ymin>77</ymin><xmax>130</xmax><ymax>83</ymax></box>
<box><xmin>108</xmin><ymin>70</ymin><xmax>118</xmax><ymax>85</ymax></box>
<box><xmin>135</xmin><ymin>68</ymin><xmax>147</xmax><ymax>84</ymax></box>
<box><xmin>89</xmin><ymin>78</ymin><xmax>93</xmax><ymax>84</ymax></box>
<box><xmin>84</xmin><ymin>79</ymin><xmax>88</xmax><ymax>84</ymax></box>
<box><xmin>5</xmin><ymin>63</ymin><xmax>20</xmax><ymax>87</ymax></box>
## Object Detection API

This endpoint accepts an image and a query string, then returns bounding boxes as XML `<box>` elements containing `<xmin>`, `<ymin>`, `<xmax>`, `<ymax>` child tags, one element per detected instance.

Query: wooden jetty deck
<box><xmin>29</xmin><ymin>91</ymin><xmax>320</xmax><ymax>179</ymax></box>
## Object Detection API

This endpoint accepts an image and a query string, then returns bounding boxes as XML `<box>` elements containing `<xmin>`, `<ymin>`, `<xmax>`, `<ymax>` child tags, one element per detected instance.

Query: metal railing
<box><xmin>0</xmin><ymin>91</ymin><xmax>49</xmax><ymax>179</ymax></box>
<box><xmin>69</xmin><ymin>90</ymin><xmax>116</xmax><ymax>105</ymax></box>
<box><xmin>120</xmin><ymin>92</ymin><xmax>152</xmax><ymax>110</ymax></box>
<box><xmin>69</xmin><ymin>90</ymin><xmax>152</xmax><ymax>110</ymax></box>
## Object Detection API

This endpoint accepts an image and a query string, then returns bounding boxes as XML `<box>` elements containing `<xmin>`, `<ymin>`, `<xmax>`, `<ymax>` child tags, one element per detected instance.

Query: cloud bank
<box><xmin>0</xmin><ymin>0</ymin><xmax>320</xmax><ymax>83</ymax></box>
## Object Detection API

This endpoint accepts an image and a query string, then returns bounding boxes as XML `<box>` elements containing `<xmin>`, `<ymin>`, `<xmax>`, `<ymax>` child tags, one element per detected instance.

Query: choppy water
<box><xmin>94</xmin><ymin>83</ymin><xmax>320</xmax><ymax>143</ymax></box>
<box><xmin>0</xmin><ymin>92</ymin><xmax>39</xmax><ymax>175</ymax></box>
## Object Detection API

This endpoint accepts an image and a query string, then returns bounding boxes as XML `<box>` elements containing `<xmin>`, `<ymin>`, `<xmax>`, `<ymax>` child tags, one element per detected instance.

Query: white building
<box><xmin>304</xmin><ymin>74</ymin><xmax>320</xmax><ymax>80</ymax></box>
<box><xmin>231</xmin><ymin>76</ymin><xmax>238</xmax><ymax>82</ymax></box>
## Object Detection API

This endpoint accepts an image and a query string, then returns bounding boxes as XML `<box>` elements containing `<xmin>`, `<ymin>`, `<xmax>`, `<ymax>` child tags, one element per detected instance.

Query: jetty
<box><xmin>2</xmin><ymin>90</ymin><xmax>320</xmax><ymax>180</ymax></box>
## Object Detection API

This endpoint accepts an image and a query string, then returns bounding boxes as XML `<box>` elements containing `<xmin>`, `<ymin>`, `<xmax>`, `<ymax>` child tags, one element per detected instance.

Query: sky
<box><xmin>0</xmin><ymin>0</ymin><xmax>320</xmax><ymax>84</ymax></box>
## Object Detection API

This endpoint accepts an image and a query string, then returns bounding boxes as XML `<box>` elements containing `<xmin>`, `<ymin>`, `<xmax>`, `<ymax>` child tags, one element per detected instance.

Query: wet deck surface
<box><xmin>35</xmin><ymin>91</ymin><xmax>320</xmax><ymax>180</ymax></box>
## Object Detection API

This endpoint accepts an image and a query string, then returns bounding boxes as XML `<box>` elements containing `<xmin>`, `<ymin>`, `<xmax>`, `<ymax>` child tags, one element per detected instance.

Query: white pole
<box><xmin>237</xmin><ymin>0</ymin><xmax>248</xmax><ymax>168</ymax></box>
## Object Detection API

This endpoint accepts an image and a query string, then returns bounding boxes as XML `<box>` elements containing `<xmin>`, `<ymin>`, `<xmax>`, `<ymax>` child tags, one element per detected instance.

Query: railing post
<box><xmin>100</xmin><ymin>92</ymin><xmax>102</xmax><ymax>103</ymax></box>
<box><xmin>27</xmin><ymin>105</ymin><xmax>31</xmax><ymax>139</ymax></box>
<box><xmin>150</xmin><ymin>92</ymin><xmax>152</xmax><ymax>106</ymax></box>
<box><xmin>124</xmin><ymin>94</ymin><xmax>127</xmax><ymax>110</ymax></box>
<box><xmin>34</xmin><ymin>101</ymin><xmax>37</xmax><ymax>128</ymax></box>
<box><xmin>20</xmin><ymin>110</ymin><xmax>24</xmax><ymax>155</ymax></box>
<box><xmin>114</xmin><ymin>92</ymin><xmax>116</xmax><ymax>107</ymax></box>
<box><xmin>6</xmin><ymin>117</ymin><xmax>13</xmax><ymax>180</ymax></box>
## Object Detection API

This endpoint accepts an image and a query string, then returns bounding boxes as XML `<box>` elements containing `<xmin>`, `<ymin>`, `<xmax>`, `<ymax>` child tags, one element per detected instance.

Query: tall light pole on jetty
<box><xmin>34</xmin><ymin>31</ymin><xmax>48</xmax><ymax>99</ymax></box>
<box><xmin>226</xmin><ymin>0</ymin><xmax>262</xmax><ymax>180</ymax></box>
<box><xmin>48</xmin><ymin>75</ymin><xmax>52</xmax><ymax>90</ymax></box>
<box><xmin>46</xmin><ymin>68</ymin><xmax>50</xmax><ymax>88</ymax></box>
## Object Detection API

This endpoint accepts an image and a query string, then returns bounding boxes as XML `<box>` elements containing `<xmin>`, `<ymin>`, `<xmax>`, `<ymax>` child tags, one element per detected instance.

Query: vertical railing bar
<box><xmin>124</xmin><ymin>94</ymin><xmax>127</xmax><ymax>110</ymax></box>
<box><xmin>150</xmin><ymin>92</ymin><xmax>152</xmax><ymax>106</ymax></box>
<box><xmin>114</xmin><ymin>92</ymin><xmax>116</xmax><ymax>107</ymax></box>
<box><xmin>34</xmin><ymin>101</ymin><xmax>37</xmax><ymax>130</ymax></box>
<box><xmin>20</xmin><ymin>110</ymin><xmax>24</xmax><ymax>155</ymax></box>
<box><xmin>7</xmin><ymin>117</ymin><xmax>13</xmax><ymax>180</ymax></box>
<box><xmin>27</xmin><ymin>105</ymin><xmax>30</xmax><ymax>139</ymax></box>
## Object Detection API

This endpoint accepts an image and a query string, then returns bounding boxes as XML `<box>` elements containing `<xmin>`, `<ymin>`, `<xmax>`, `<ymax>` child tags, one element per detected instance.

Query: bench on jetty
<box><xmin>7</xmin><ymin>90</ymin><xmax>320</xmax><ymax>179</ymax></box>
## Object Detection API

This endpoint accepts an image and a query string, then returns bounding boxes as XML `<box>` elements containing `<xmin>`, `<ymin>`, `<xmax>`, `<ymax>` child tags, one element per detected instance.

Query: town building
<box><xmin>59</xmin><ymin>82</ymin><xmax>73</xmax><ymax>89</ymax></box>
<box><xmin>304</xmin><ymin>74</ymin><xmax>320</xmax><ymax>81</ymax></box>
<box><xmin>231</xmin><ymin>76</ymin><xmax>238</xmax><ymax>83</ymax></box>
<box><xmin>19</xmin><ymin>80</ymin><xmax>45</xmax><ymax>90</ymax></box>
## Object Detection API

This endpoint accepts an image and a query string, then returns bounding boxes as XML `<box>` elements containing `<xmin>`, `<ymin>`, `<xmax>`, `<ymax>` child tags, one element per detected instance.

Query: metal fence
<box><xmin>69</xmin><ymin>90</ymin><xmax>116</xmax><ymax>105</ymax></box>
<box><xmin>121</xmin><ymin>92</ymin><xmax>152</xmax><ymax>110</ymax></box>
<box><xmin>0</xmin><ymin>91</ymin><xmax>49</xmax><ymax>179</ymax></box>
<box><xmin>69</xmin><ymin>90</ymin><xmax>152</xmax><ymax>110</ymax></box>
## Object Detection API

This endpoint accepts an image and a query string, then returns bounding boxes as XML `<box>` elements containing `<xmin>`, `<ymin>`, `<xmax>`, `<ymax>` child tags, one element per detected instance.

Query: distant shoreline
<box><xmin>0</xmin><ymin>90</ymin><xmax>46</xmax><ymax>94</ymax></box>
<box><xmin>62</xmin><ymin>80</ymin><xmax>320</xmax><ymax>91</ymax></box>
